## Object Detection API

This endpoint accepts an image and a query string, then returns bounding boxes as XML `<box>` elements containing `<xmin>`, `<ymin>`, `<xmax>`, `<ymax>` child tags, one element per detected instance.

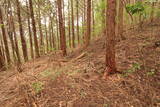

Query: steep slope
<box><xmin>0</xmin><ymin>23</ymin><xmax>160</xmax><ymax>107</ymax></box>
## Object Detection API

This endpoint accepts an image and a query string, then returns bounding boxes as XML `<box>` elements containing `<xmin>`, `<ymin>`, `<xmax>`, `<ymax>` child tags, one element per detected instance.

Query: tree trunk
<box><xmin>9</xmin><ymin>0</ymin><xmax>21</xmax><ymax>63</ymax></box>
<box><xmin>150</xmin><ymin>2</ymin><xmax>155</xmax><ymax>22</ymax></box>
<box><xmin>0</xmin><ymin>45</ymin><xmax>5</xmax><ymax>70</ymax></box>
<box><xmin>0</xmin><ymin>7</ymin><xmax>11</xmax><ymax>64</ymax></box>
<box><xmin>68</xmin><ymin>0</ymin><xmax>71</xmax><ymax>48</ymax></box>
<box><xmin>71</xmin><ymin>0</ymin><xmax>75</xmax><ymax>48</ymax></box>
<box><xmin>117</xmin><ymin>0</ymin><xmax>124</xmax><ymax>39</ymax></box>
<box><xmin>45</xmin><ymin>18</ymin><xmax>49</xmax><ymax>52</ymax></box>
<box><xmin>57</xmin><ymin>0</ymin><xmax>67</xmax><ymax>56</ymax></box>
<box><xmin>55</xmin><ymin>7</ymin><xmax>60</xmax><ymax>50</ymax></box>
<box><xmin>84</xmin><ymin>0</ymin><xmax>91</xmax><ymax>47</ymax></box>
<box><xmin>50</xmin><ymin>17</ymin><xmax>55</xmax><ymax>49</ymax></box>
<box><xmin>92</xmin><ymin>0</ymin><xmax>95</xmax><ymax>37</ymax></box>
<box><xmin>16</xmin><ymin>0</ymin><xmax>28</xmax><ymax>62</ymax></box>
<box><xmin>106</xmin><ymin>0</ymin><xmax>117</xmax><ymax>74</ymax></box>
<box><xmin>83</xmin><ymin>0</ymin><xmax>86</xmax><ymax>43</ymax></box>
<box><xmin>7</xmin><ymin>2</ymin><xmax>16</xmax><ymax>62</ymax></box>
<box><xmin>76</xmin><ymin>0</ymin><xmax>80</xmax><ymax>44</ymax></box>
<box><xmin>37</xmin><ymin>0</ymin><xmax>44</xmax><ymax>54</ymax></box>
<box><xmin>29</xmin><ymin>0</ymin><xmax>40</xmax><ymax>58</ymax></box>
<box><xmin>26</xmin><ymin>0</ymin><xmax>34</xmax><ymax>59</ymax></box>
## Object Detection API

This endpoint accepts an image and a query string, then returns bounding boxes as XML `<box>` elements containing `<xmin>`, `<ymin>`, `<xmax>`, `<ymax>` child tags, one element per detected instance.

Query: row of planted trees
<box><xmin>0</xmin><ymin>0</ymin><xmax>95</xmax><ymax>70</ymax></box>
<box><xmin>0</xmin><ymin>0</ymin><xmax>159</xmax><ymax>72</ymax></box>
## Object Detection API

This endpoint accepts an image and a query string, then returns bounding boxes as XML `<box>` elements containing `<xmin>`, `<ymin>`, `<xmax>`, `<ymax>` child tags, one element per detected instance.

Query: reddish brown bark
<box><xmin>117</xmin><ymin>0</ymin><xmax>124</xmax><ymax>38</ymax></box>
<box><xmin>55</xmin><ymin>7</ymin><xmax>60</xmax><ymax>50</ymax></box>
<box><xmin>9</xmin><ymin>0</ymin><xmax>21</xmax><ymax>63</ymax></box>
<box><xmin>16</xmin><ymin>0</ymin><xmax>28</xmax><ymax>62</ymax></box>
<box><xmin>45</xmin><ymin>18</ymin><xmax>49</xmax><ymax>52</ymax></box>
<box><xmin>0</xmin><ymin>7</ymin><xmax>11</xmax><ymax>64</ymax></box>
<box><xmin>76</xmin><ymin>0</ymin><xmax>80</xmax><ymax>44</ymax></box>
<box><xmin>71</xmin><ymin>0</ymin><xmax>75</xmax><ymax>48</ymax></box>
<box><xmin>29</xmin><ymin>0</ymin><xmax>40</xmax><ymax>58</ymax></box>
<box><xmin>37</xmin><ymin>0</ymin><xmax>44</xmax><ymax>54</ymax></box>
<box><xmin>26</xmin><ymin>0</ymin><xmax>34</xmax><ymax>59</ymax></box>
<box><xmin>57</xmin><ymin>0</ymin><xmax>67</xmax><ymax>56</ymax></box>
<box><xmin>68</xmin><ymin>0</ymin><xmax>71</xmax><ymax>48</ymax></box>
<box><xmin>0</xmin><ymin>45</ymin><xmax>5</xmax><ymax>70</ymax></box>
<box><xmin>106</xmin><ymin>0</ymin><xmax>117</xmax><ymax>74</ymax></box>
<box><xmin>84</xmin><ymin>0</ymin><xmax>91</xmax><ymax>47</ymax></box>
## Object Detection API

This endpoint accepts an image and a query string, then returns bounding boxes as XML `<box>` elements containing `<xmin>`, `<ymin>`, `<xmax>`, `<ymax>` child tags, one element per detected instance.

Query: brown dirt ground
<box><xmin>0</xmin><ymin>22</ymin><xmax>160</xmax><ymax>107</ymax></box>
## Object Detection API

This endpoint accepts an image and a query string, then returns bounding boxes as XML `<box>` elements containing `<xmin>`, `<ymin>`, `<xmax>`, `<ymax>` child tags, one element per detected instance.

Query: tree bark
<box><xmin>37</xmin><ymin>0</ymin><xmax>44</xmax><ymax>54</ymax></box>
<box><xmin>29</xmin><ymin>0</ymin><xmax>40</xmax><ymax>58</ymax></box>
<box><xmin>117</xmin><ymin>0</ymin><xmax>124</xmax><ymax>38</ymax></box>
<box><xmin>76</xmin><ymin>0</ymin><xmax>80</xmax><ymax>44</ymax></box>
<box><xmin>71</xmin><ymin>0</ymin><xmax>75</xmax><ymax>48</ymax></box>
<box><xmin>0</xmin><ymin>7</ymin><xmax>11</xmax><ymax>64</ymax></box>
<box><xmin>16</xmin><ymin>0</ymin><xmax>28</xmax><ymax>62</ymax></box>
<box><xmin>68</xmin><ymin>0</ymin><xmax>71</xmax><ymax>48</ymax></box>
<box><xmin>26</xmin><ymin>0</ymin><xmax>34</xmax><ymax>59</ymax></box>
<box><xmin>57</xmin><ymin>0</ymin><xmax>67</xmax><ymax>56</ymax></box>
<box><xmin>9</xmin><ymin>0</ymin><xmax>21</xmax><ymax>63</ymax></box>
<box><xmin>85</xmin><ymin>0</ymin><xmax>91</xmax><ymax>47</ymax></box>
<box><xmin>106</xmin><ymin>0</ymin><xmax>117</xmax><ymax>74</ymax></box>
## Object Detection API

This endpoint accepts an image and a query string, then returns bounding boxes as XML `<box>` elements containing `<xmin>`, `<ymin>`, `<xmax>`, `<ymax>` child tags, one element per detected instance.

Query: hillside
<box><xmin>0</xmin><ymin>22</ymin><xmax>160</xmax><ymax>107</ymax></box>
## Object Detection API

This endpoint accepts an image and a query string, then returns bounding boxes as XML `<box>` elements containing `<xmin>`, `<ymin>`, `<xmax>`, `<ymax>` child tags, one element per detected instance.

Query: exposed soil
<box><xmin>0</xmin><ymin>22</ymin><xmax>160</xmax><ymax>107</ymax></box>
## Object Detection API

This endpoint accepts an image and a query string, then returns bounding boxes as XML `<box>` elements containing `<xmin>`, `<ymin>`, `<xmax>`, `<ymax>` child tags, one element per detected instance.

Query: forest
<box><xmin>0</xmin><ymin>0</ymin><xmax>160</xmax><ymax>106</ymax></box>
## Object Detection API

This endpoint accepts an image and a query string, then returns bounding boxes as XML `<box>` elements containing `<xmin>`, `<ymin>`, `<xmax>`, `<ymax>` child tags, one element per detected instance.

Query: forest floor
<box><xmin>0</xmin><ymin>21</ymin><xmax>160</xmax><ymax>107</ymax></box>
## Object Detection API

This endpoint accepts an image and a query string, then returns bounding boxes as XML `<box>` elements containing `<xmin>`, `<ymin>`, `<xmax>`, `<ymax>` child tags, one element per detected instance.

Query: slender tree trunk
<box><xmin>0</xmin><ymin>45</ymin><xmax>5</xmax><ymax>70</ymax></box>
<box><xmin>0</xmin><ymin>38</ymin><xmax>6</xmax><ymax>62</ymax></box>
<box><xmin>49</xmin><ymin>18</ymin><xmax>53</xmax><ymax>51</ymax></box>
<box><xmin>26</xmin><ymin>0</ymin><xmax>34</xmax><ymax>59</ymax></box>
<box><xmin>0</xmin><ymin>7</ymin><xmax>11</xmax><ymax>64</ymax></box>
<box><xmin>106</xmin><ymin>0</ymin><xmax>117</xmax><ymax>74</ymax></box>
<box><xmin>16</xmin><ymin>0</ymin><xmax>28</xmax><ymax>62</ymax></box>
<box><xmin>57</xmin><ymin>0</ymin><xmax>67</xmax><ymax>56</ymax></box>
<box><xmin>55</xmin><ymin>7</ymin><xmax>60</xmax><ymax>50</ymax></box>
<box><xmin>84</xmin><ymin>0</ymin><xmax>91</xmax><ymax>47</ymax></box>
<box><xmin>68</xmin><ymin>0</ymin><xmax>71</xmax><ymax>48</ymax></box>
<box><xmin>37</xmin><ymin>0</ymin><xmax>44</xmax><ymax>54</ymax></box>
<box><xmin>29</xmin><ymin>0</ymin><xmax>40</xmax><ymax>58</ymax></box>
<box><xmin>9</xmin><ymin>0</ymin><xmax>21</xmax><ymax>63</ymax></box>
<box><xmin>45</xmin><ymin>18</ymin><xmax>49</xmax><ymax>53</ymax></box>
<box><xmin>76</xmin><ymin>0</ymin><xmax>80</xmax><ymax>44</ymax></box>
<box><xmin>50</xmin><ymin>17</ymin><xmax>55</xmax><ymax>49</ymax></box>
<box><xmin>7</xmin><ymin>5</ymin><xmax>16</xmax><ymax>62</ymax></box>
<box><xmin>92</xmin><ymin>0</ymin><xmax>95</xmax><ymax>37</ymax></box>
<box><xmin>82</xmin><ymin>0</ymin><xmax>86</xmax><ymax>43</ymax></box>
<box><xmin>117</xmin><ymin>0</ymin><xmax>124</xmax><ymax>38</ymax></box>
<box><xmin>150</xmin><ymin>2</ymin><xmax>155</xmax><ymax>22</ymax></box>
<box><xmin>102</xmin><ymin>0</ymin><xmax>106</xmax><ymax>31</ymax></box>
<box><xmin>71</xmin><ymin>0</ymin><xmax>75</xmax><ymax>48</ymax></box>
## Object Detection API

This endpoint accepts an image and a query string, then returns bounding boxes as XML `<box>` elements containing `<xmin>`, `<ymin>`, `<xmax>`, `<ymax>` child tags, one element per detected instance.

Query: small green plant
<box><xmin>32</xmin><ymin>82</ymin><xmax>43</xmax><ymax>93</ymax></box>
<box><xmin>122</xmin><ymin>63</ymin><xmax>141</xmax><ymax>77</ymax></box>
<box><xmin>147</xmin><ymin>69</ymin><xmax>158</xmax><ymax>76</ymax></box>
<box><xmin>103</xmin><ymin>104</ymin><xmax>109</xmax><ymax>107</ymax></box>
<box><xmin>40</xmin><ymin>69</ymin><xmax>52</xmax><ymax>77</ymax></box>
<box><xmin>126</xmin><ymin>1</ymin><xmax>145</xmax><ymax>15</ymax></box>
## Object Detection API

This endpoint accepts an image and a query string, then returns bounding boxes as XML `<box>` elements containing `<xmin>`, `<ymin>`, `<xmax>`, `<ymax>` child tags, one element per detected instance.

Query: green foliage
<box><xmin>103</xmin><ymin>104</ymin><xmax>109</xmax><ymax>107</ymax></box>
<box><xmin>126</xmin><ymin>1</ymin><xmax>145</xmax><ymax>15</ymax></box>
<box><xmin>156</xmin><ymin>10</ymin><xmax>160</xmax><ymax>17</ymax></box>
<box><xmin>122</xmin><ymin>63</ymin><xmax>141</xmax><ymax>77</ymax></box>
<box><xmin>147</xmin><ymin>69</ymin><xmax>159</xmax><ymax>76</ymax></box>
<box><xmin>145</xmin><ymin>0</ymin><xmax>157</xmax><ymax>3</ymax></box>
<box><xmin>32</xmin><ymin>82</ymin><xmax>43</xmax><ymax>93</ymax></box>
<box><xmin>40</xmin><ymin>69</ymin><xmax>52</xmax><ymax>77</ymax></box>
<box><xmin>0</xmin><ymin>24</ymin><xmax>4</xmax><ymax>27</ymax></box>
